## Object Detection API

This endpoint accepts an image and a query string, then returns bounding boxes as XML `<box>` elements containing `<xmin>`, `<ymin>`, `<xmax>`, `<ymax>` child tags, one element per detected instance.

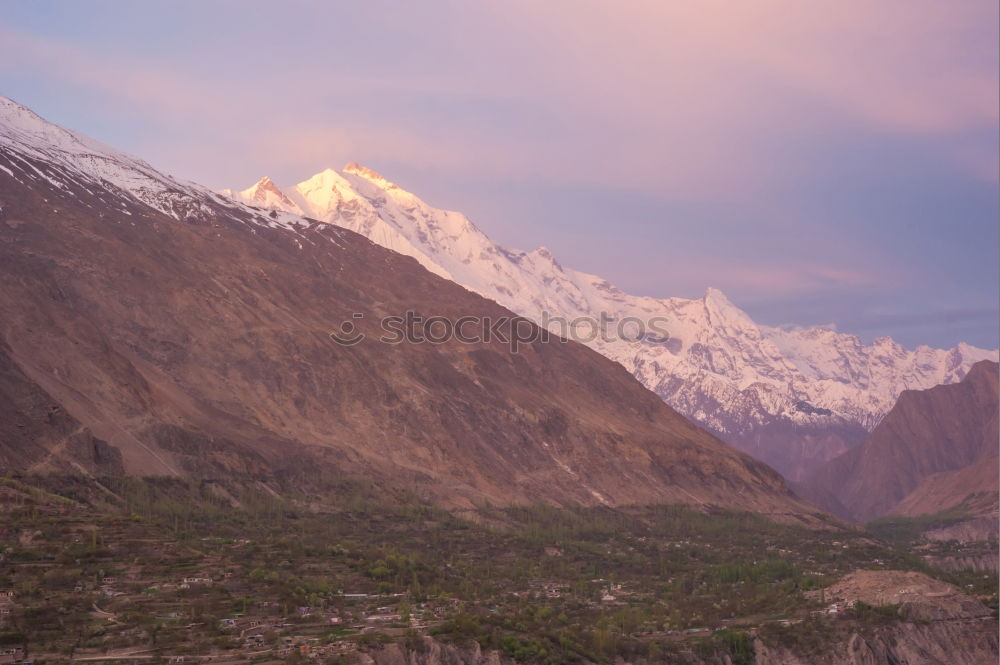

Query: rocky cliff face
<box><xmin>354</xmin><ymin>571</ymin><xmax>997</xmax><ymax>665</ymax></box>
<box><xmin>358</xmin><ymin>620</ymin><xmax>998</xmax><ymax>665</ymax></box>
<box><xmin>808</xmin><ymin>360</ymin><xmax>999</xmax><ymax>522</ymax></box>
<box><xmin>0</xmin><ymin>97</ymin><xmax>815</xmax><ymax>516</ymax></box>
<box><xmin>754</xmin><ymin>576</ymin><xmax>998</xmax><ymax>665</ymax></box>
<box><xmin>752</xmin><ymin>620</ymin><xmax>998</xmax><ymax>665</ymax></box>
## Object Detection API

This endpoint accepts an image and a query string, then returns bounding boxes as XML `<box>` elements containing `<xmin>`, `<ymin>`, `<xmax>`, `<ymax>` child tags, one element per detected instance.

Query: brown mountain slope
<box><xmin>0</xmin><ymin>132</ymin><xmax>816</xmax><ymax>518</ymax></box>
<box><xmin>808</xmin><ymin>360</ymin><xmax>998</xmax><ymax>522</ymax></box>
<box><xmin>0</xmin><ymin>338</ymin><xmax>123</xmax><ymax>474</ymax></box>
<box><xmin>891</xmin><ymin>455</ymin><xmax>998</xmax><ymax>519</ymax></box>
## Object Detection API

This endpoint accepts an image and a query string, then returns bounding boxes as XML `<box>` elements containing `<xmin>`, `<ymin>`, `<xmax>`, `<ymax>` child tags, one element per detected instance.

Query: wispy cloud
<box><xmin>639</xmin><ymin>257</ymin><xmax>896</xmax><ymax>301</ymax></box>
<box><xmin>843</xmin><ymin>306</ymin><xmax>1000</xmax><ymax>332</ymax></box>
<box><xmin>2</xmin><ymin>1</ymin><xmax>995</xmax><ymax>192</ymax></box>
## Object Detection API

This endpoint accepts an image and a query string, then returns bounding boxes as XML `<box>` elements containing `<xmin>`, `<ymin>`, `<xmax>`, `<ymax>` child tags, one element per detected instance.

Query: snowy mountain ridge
<box><xmin>1</xmin><ymin>95</ymin><xmax>992</xmax><ymax>480</ymax></box>
<box><xmin>224</xmin><ymin>166</ymin><xmax>996</xmax><ymax>477</ymax></box>
<box><xmin>0</xmin><ymin>97</ymin><xmax>311</xmax><ymax>233</ymax></box>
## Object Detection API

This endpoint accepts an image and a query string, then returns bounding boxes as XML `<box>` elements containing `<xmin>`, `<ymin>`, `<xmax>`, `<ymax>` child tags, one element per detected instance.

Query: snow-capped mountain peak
<box><xmin>238</xmin><ymin>176</ymin><xmax>304</xmax><ymax>215</ymax></box>
<box><xmin>0</xmin><ymin>95</ymin><xmax>317</xmax><ymax>234</ymax></box>
<box><xmin>701</xmin><ymin>287</ymin><xmax>757</xmax><ymax>329</ymax></box>
<box><xmin>702</xmin><ymin>286</ymin><xmax>732</xmax><ymax>306</ymax></box>
<box><xmin>222</xmin><ymin>164</ymin><xmax>997</xmax><ymax>479</ymax></box>
<box><xmin>0</xmin><ymin>97</ymin><xmax>205</xmax><ymax>220</ymax></box>
<box><xmin>343</xmin><ymin>162</ymin><xmax>399</xmax><ymax>190</ymax></box>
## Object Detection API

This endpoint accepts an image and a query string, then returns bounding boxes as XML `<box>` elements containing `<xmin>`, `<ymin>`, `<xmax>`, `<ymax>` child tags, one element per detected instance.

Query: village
<box><xmin>0</xmin><ymin>477</ymin><xmax>993</xmax><ymax>665</ymax></box>
<box><xmin>0</xmin><ymin>566</ymin><xmax>864</xmax><ymax>665</ymax></box>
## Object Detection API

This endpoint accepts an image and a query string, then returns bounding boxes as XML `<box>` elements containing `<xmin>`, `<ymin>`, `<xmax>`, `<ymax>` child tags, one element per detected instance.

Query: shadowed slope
<box><xmin>809</xmin><ymin>360</ymin><xmax>998</xmax><ymax>522</ymax></box>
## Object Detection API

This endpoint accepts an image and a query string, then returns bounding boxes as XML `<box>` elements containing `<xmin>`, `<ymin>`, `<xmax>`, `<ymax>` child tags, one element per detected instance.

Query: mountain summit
<box><xmin>225</xmin><ymin>167</ymin><xmax>998</xmax><ymax>480</ymax></box>
<box><xmin>343</xmin><ymin>161</ymin><xmax>398</xmax><ymax>189</ymax></box>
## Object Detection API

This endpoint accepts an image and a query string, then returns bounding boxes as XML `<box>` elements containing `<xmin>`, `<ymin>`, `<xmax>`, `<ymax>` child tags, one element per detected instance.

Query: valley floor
<box><xmin>0</xmin><ymin>476</ymin><xmax>995</xmax><ymax>665</ymax></box>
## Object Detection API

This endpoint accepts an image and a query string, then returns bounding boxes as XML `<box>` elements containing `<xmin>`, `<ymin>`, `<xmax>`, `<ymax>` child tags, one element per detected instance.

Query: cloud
<box><xmin>2</xmin><ymin>0</ymin><xmax>995</xmax><ymax>195</ymax></box>
<box><xmin>0</xmin><ymin>3</ymin><xmax>994</xmax><ymax>348</ymax></box>
<box><xmin>472</xmin><ymin>1</ymin><xmax>998</xmax><ymax>190</ymax></box>
<box><xmin>844</xmin><ymin>306</ymin><xmax>1000</xmax><ymax>331</ymax></box>
<box><xmin>500</xmin><ymin>1</ymin><xmax>998</xmax><ymax>132</ymax></box>
<box><xmin>0</xmin><ymin>25</ymin><xmax>576</xmax><ymax>190</ymax></box>
<box><xmin>0</xmin><ymin>28</ymin><xmax>209</xmax><ymax>117</ymax></box>
<box><xmin>648</xmin><ymin>257</ymin><xmax>891</xmax><ymax>300</ymax></box>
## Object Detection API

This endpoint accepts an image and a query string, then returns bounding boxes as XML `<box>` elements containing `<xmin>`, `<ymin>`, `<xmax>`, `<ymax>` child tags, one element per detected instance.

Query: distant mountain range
<box><xmin>0</xmin><ymin>96</ymin><xmax>817</xmax><ymax>518</ymax></box>
<box><xmin>223</xmin><ymin>167</ymin><xmax>997</xmax><ymax>480</ymax></box>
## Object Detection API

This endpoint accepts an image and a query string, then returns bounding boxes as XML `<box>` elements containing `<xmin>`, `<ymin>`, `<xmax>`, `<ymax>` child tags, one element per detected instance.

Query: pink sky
<box><xmin>1</xmin><ymin>0</ymin><xmax>996</xmax><ymax>347</ymax></box>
